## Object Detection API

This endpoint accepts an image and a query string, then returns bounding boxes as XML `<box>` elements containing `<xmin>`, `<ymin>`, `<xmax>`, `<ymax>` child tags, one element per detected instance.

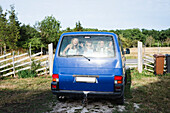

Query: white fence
<box><xmin>126</xmin><ymin>41</ymin><xmax>142</xmax><ymax>70</ymax></box>
<box><xmin>143</xmin><ymin>54</ymin><xmax>167</xmax><ymax>73</ymax></box>
<box><xmin>143</xmin><ymin>45</ymin><xmax>169</xmax><ymax>73</ymax></box>
<box><xmin>0</xmin><ymin>43</ymin><xmax>53</xmax><ymax>77</ymax></box>
<box><xmin>143</xmin><ymin>54</ymin><xmax>154</xmax><ymax>72</ymax></box>
<box><xmin>126</xmin><ymin>42</ymin><xmax>169</xmax><ymax>74</ymax></box>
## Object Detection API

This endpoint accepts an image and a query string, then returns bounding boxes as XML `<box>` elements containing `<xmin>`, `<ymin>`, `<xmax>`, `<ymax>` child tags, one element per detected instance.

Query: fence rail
<box><xmin>0</xmin><ymin>43</ymin><xmax>53</xmax><ymax>77</ymax></box>
<box><xmin>0</xmin><ymin>51</ymin><xmax>49</xmax><ymax>77</ymax></box>
<box><xmin>143</xmin><ymin>54</ymin><xmax>155</xmax><ymax>72</ymax></box>
<box><xmin>143</xmin><ymin>54</ymin><xmax>167</xmax><ymax>73</ymax></box>
<box><xmin>0</xmin><ymin>53</ymin><xmax>11</xmax><ymax>59</ymax></box>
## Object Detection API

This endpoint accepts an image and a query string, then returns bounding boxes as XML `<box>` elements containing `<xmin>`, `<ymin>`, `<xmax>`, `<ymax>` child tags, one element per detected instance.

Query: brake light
<box><xmin>115</xmin><ymin>86</ymin><xmax>121</xmax><ymax>89</ymax></box>
<box><xmin>114</xmin><ymin>76</ymin><xmax>123</xmax><ymax>84</ymax></box>
<box><xmin>52</xmin><ymin>74</ymin><xmax>59</xmax><ymax>82</ymax></box>
<box><xmin>52</xmin><ymin>74</ymin><xmax>59</xmax><ymax>78</ymax></box>
<box><xmin>52</xmin><ymin>85</ymin><xmax>57</xmax><ymax>89</ymax></box>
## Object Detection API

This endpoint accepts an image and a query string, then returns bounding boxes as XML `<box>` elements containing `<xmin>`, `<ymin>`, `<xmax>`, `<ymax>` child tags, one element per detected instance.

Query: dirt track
<box><xmin>49</xmin><ymin>98</ymin><xmax>140</xmax><ymax>113</ymax></box>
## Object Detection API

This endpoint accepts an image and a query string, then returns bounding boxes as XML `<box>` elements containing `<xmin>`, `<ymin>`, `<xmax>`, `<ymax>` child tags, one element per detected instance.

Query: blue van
<box><xmin>51</xmin><ymin>32</ymin><xmax>129</xmax><ymax>104</ymax></box>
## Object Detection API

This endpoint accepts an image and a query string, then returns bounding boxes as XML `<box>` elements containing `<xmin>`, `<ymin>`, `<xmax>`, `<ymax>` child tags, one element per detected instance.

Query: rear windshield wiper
<box><xmin>66</xmin><ymin>55</ymin><xmax>90</xmax><ymax>61</ymax></box>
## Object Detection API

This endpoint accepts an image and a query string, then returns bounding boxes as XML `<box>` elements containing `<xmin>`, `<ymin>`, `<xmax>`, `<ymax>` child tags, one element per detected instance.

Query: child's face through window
<box><xmin>100</xmin><ymin>41</ymin><xmax>104</xmax><ymax>47</ymax></box>
<box><xmin>72</xmin><ymin>38</ymin><xmax>78</xmax><ymax>45</ymax></box>
<box><xmin>87</xmin><ymin>42</ymin><xmax>92</xmax><ymax>47</ymax></box>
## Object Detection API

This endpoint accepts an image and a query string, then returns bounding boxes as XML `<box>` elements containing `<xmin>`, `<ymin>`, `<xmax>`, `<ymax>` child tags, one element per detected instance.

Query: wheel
<box><xmin>125</xmin><ymin>73</ymin><xmax>127</xmax><ymax>85</ymax></box>
<box><xmin>116</xmin><ymin>94</ymin><xmax>124</xmax><ymax>105</ymax></box>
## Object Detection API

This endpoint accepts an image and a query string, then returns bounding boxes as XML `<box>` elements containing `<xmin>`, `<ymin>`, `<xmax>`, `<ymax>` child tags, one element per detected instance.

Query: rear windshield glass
<box><xmin>58</xmin><ymin>35</ymin><xmax>115</xmax><ymax>57</ymax></box>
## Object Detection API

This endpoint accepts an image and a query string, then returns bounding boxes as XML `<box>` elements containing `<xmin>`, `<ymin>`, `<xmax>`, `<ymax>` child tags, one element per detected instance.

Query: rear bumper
<box><xmin>51</xmin><ymin>89</ymin><xmax>123</xmax><ymax>99</ymax></box>
<box><xmin>51</xmin><ymin>80</ymin><xmax>124</xmax><ymax>99</ymax></box>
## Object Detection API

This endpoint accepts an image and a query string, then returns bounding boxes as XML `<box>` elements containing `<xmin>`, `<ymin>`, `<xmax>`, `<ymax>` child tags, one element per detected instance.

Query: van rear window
<box><xmin>59</xmin><ymin>35</ymin><xmax>115</xmax><ymax>57</ymax></box>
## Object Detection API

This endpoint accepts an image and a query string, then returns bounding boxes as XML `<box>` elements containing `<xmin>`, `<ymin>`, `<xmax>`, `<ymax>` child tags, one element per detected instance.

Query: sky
<box><xmin>0</xmin><ymin>0</ymin><xmax>170</xmax><ymax>30</ymax></box>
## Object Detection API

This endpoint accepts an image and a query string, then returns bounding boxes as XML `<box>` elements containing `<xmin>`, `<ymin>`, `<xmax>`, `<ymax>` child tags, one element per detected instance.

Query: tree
<box><xmin>37</xmin><ymin>15</ymin><xmax>61</xmax><ymax>47</ymax></box>
<box><xmin>83</xmin><ymin>28</ymin><xmax>98</xmax><ymax>31</ymax></box>
<box><xmin>159</xmin><ymin>30</ymin><xmax>167</xmax><ymax>46</ymax></box>
<box><xmin>131</xmin><ymin>40</ymin><xmax>138</xmax><ymax>48</ymax></box>
<box><xmin>6</xmin><ymin>5</ymin><xmax>20</xmax><ymax>50</ymax></box>
<box><xmin>165</xmin><ymin>38</ymin><xmax>170</xmax><ymax>47</ymax></box>
<box><xmin>119</xmin><ymin>34</ymin><xmax>132</xmax><ymax>48</ymax></box>
<box><xmin>0</xmin><ymin>6</ymin><xmax>3</xmax><ymax>54</ymax></box>
<box><xmin>25</xmin><ymin>37</ymin><xmax>43</xmax><ymax>51</ymax></box>
<box><xmin>18</xmin><ymin>24</ymin><xmax>42</xmax><ymax>50</ymax></box>
<box><xmin>74</xmin><ymin>21</ymin><xmax>83</xmax><ymax>31</ymax></box>
<box><xmin>145</xmin><ymin>36</ymin><xmax>155</xmax><ymax>47</ymax></box>
<box><xmin>0</xmin><ymin>6</ymin><xmax>8</xmax><ymax>52</ymax></box>
<box><xmin>66</xmin><ymin>27</ymin><xmax>71</xmax><ymax>32</ymax></box>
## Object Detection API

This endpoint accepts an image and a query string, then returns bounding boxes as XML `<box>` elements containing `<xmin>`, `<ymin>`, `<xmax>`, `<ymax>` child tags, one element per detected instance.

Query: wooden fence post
<box><xmin>4</xmin><ymin>50</ymin><xmax>6</xmax><ymax>59</ymax></box>
<box><xmin>138</xmin><ymin>41</ymin><xmax>143</xmax><ymax>73</ymax></box>
<box><xmin>0</xmin><ymin>46</ymin><xmax>2</xmax><ymax>55</ymax></box>
<box><xmin>29</xmin><ymin>44</ymin><xmax>32</xmax><ymax>69</ymax></box>
<box><xmin>41</xmin><ymin>47</ymin><xmax>43</xmax><ymax>57</ymax></box>
<box><xmin>48</xmin><ymin>43</ymin><xmax>53</xmax><ymax>76</ymax></box>
<box><xmin>144</xmin><ymin>44</ymin><xmax>146</xmax><ymax>69</ymax></box>
<box><xmin>12</xmin><ymin>51</ymin><xmax>16</xmax><ymax>77</ymax></box>
<box><xmin>4</xmin><ymin>44</ymin><xmax>6</xmax><ymax>57</ymax></box>
<box><xmin>45</xmin><ymin>57</ymin><xmax>48</xmax><ymax>75</ymax></box>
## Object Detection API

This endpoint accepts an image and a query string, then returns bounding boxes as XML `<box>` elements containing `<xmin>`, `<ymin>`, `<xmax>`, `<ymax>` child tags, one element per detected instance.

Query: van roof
<box><xmin>61</xmin><ymin>32</ymin><xmax>117</xmax><ymax>37</ymax></box>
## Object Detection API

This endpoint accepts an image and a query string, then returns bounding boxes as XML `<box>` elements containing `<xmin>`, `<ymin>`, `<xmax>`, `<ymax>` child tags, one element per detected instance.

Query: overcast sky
<box><xmin>0</xmin><ymin>0</ymin><xmax>170</xmax><ymax>30</ymax></box>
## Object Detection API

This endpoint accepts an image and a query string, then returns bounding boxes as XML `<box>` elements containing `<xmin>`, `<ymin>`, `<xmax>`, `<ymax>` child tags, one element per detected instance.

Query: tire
<box><xmin>125</xmin><ymin>73</ymin><xmax>127</xmax><ymax>85</ymax></box>
<box><xmin>116</xmin><ymin>94</ymin><xmax>124</xmax><ymax>105</ymax></box>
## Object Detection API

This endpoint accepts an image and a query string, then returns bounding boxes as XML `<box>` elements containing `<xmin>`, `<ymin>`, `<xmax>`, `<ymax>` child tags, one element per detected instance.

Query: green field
<box><xmin>0</xmin><ymin>70</ymin><xmax>170</xmax><ymax>113</ymax></box>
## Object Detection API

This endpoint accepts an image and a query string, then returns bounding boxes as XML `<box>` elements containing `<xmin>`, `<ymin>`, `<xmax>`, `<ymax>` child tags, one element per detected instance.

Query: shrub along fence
<box><xmin>0</xmin><ymin>43</ymin><xmax>53</xmax><ymax>77</ymax></box>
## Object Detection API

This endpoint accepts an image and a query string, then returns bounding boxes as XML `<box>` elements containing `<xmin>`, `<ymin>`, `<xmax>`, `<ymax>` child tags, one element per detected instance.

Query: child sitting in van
<box><xmin>63</xmin><ymin>38</ymin><xmax>81</xmax><ymax>56</ymax></box>
<box><xmin>96</xmin><ymin>41</ymin><xmax>108</xmax><ymax>55</ymax></box>
<box><xmin>107</xmin><ymin>41</ymin><xmax>114</xmax><ymax>56</ymax></box>
<box><xmin>83</xmin><ymin>41</ymin><xmax>94</xmax><ymax>56</ymax></box>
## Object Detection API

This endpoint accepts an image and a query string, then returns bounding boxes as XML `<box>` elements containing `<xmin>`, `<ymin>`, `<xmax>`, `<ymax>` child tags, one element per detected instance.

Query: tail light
<box><xmin>52</xmin><ymin>85</ymin><xmax>57</xmax><ymax>88</ymax></box>
<box><xmin>114</xmin><ymin>76</ymin><xmax>123</xmax><ymax>84</ymax></box>
<box><xmin>52</xmin><ymin>74</ymin><xmax>59</xmax><ymax>82</ymax></box>
<box><xmin>114</xmin><ymin>76</ymin><xmax>123</xmax><ymax>92</ymax></box>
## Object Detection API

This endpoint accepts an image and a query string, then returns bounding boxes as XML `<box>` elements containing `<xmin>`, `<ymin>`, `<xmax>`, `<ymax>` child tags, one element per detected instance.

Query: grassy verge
<box><xmin>125</xmin><ymin>69</ymin><xmax>170</xmax><ymax>112</ymax></box>
<box><xmin>0</xmin><ymin>76</ymin><xmax>56</xmax><ymax>113</ymax></box>
<box><xmin>125</xmin><ymin>55</ymin><xmax>138</xmax><ymax>59</ymax></box>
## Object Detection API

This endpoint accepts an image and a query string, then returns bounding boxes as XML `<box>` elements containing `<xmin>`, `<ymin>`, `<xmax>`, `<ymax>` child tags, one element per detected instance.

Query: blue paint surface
<box><xmin>53</xmin><ymin>32</ymin><xmax>123</xmax><ymax>92</ymax></box>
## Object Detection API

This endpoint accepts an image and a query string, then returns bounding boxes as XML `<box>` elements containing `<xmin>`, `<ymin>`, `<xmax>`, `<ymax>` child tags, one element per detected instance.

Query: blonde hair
<box><xmin>70</xmin><ymin>38</ymin><xmax>79</xmax><ymax>49</ymax></box>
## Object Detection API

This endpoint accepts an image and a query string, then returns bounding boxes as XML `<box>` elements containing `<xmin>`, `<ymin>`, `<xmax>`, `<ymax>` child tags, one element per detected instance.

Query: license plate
<box><xmin>76</xmin><ymin>77</ymin><xmax>96</xmax><ymax>83</ymax></box>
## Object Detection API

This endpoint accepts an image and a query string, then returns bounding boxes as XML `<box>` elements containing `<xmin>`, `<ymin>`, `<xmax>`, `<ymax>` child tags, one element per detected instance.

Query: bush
<box><xmin>18</xmin><ymin>70</ymin><xmax>37</xmax><ymax>78</ymax></box>
<box><xmin>18</xmin><ymin>61</ymin><xmax>41</xmax><ymax>78</ymax></box>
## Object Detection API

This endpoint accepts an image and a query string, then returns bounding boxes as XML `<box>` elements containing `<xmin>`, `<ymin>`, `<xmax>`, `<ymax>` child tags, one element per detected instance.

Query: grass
<box><xmin>125</xmin><ymin>55</ymin><xmax>138</xmax><ymax>59</ymax></box>
<box><xmin>125</xmin><ymin>69</ymin><xmax>170</xmax><ymax>112</ymax></box>
<box><xmin>0</xmin><ymin>76</ymin><xmax>56</xmax><ymax>113</ymax></box>
<box><xmin>0</xmin><ymin>70</ymin><xmax>170</xmax><ymax>113</ymax></box>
